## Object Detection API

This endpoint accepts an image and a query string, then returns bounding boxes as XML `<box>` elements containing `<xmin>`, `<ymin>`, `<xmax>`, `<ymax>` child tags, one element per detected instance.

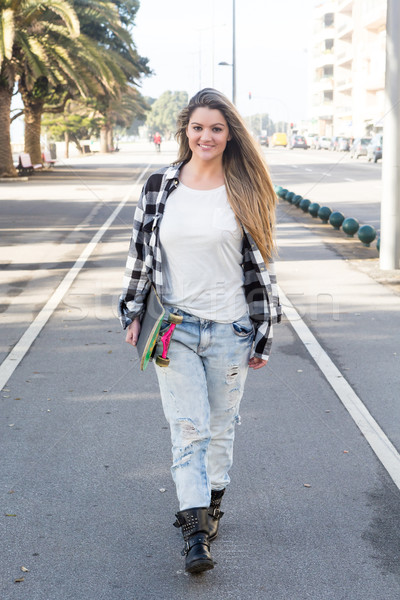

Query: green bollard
<box><xmin>329</xmin><ymin>211</ymin><xmax>345</xmax><ymax>229</ymax></box>
<box><xmin>357</xmin><ymin>224</ymin><xmax>377</xmax><ymax>247</ymax></box>
<box><xmin>308</xmin><ymin>202</ymin><xmax>321</xmax><ymax>217</ymax></box>
<box><xmin>342</xmin><ymin>217</ymin><xmax>360</xmax><ymax>237</ymax></box>
<box><xmin>299</xmin><ymin>198</ymin><xmax>311</xmax><ymax>212</ymax></box>
<box><xmin>318</xmin><ymin>206</ymin><xmax>332</xmax><ymax>223</ymax></box>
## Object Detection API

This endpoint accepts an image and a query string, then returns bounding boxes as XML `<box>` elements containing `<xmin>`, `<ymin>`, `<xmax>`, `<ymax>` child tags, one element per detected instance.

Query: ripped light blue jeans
<box><xmin>154</xmin><ymin>307</ymin><xmax>254</xmax><ymax>511</ymax></box>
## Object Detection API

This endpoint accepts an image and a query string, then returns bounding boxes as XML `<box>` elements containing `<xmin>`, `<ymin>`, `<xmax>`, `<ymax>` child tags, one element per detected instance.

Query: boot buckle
<box><xmin>181</xmin><ymin>541</ymin><xmax>190</xmax><ymax>556</ymax></box>
<box><xmin>210</xmin><ymin>507</ymin><xmax>224</xmax><ymax>519</ymax></box>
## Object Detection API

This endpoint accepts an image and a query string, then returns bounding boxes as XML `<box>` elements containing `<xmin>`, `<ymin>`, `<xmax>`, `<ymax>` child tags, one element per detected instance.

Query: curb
<box><xmin>0</xmin><ymin>177</ymin><xmax>29</xmax><ymax>183</ymax></box>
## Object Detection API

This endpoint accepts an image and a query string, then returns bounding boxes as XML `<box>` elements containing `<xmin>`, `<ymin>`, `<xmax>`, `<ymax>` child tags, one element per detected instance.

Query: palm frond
<box><xmin>15</xmin><ymin>30</ymin><xmax>48</xmax><ymax>80</ymax></box>
<box><xmin>23</xmin><ymin>0</ymin><xmax>80</xmax><ymax>37</ymax></box>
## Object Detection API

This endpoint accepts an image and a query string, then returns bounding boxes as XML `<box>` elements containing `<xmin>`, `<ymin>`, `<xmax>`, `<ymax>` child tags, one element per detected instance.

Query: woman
<box><xmin>119</xmin><ymin>88</ymin><xmax>281</xmax><ymax>574</ymax></box>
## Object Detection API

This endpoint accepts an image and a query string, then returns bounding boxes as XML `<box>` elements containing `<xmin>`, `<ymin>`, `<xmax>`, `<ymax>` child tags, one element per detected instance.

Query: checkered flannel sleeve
<box><xmin>243</xmin><ymin>236</ymin><xmax>282</xmax><ymax>361</ymax></box>
<box><xmin>118</xmin><ymin>185</ymin><xmax>151</xmax><ymax>329</ymax></box>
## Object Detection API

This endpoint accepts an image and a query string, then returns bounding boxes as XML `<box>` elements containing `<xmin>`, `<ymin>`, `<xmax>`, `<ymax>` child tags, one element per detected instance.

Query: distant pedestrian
<box><xmin>119</xmin><ymin>88</ymin><xmax>281</xmax><ymax>574</ymax></box>
<box><xmin>153</xmin><ymin>131</ymin><xmax>162</xmax><ymax>152</ymax></box>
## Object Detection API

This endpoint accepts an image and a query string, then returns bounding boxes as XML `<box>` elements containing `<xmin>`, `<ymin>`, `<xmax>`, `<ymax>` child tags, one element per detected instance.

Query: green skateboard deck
<box><xmin>136</xmin><ymin>285</ymin><xmax>165</xmax><ymax>371</ymax></box>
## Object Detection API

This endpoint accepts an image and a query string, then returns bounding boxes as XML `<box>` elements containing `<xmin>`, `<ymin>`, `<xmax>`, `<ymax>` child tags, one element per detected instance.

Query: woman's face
<box><xmin>186</xmin><ymin>107</ymin><xmax>231</xmax><ymax>162</ymax></box>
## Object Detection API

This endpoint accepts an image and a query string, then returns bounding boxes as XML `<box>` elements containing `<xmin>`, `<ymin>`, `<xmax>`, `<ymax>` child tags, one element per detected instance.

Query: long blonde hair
<box><xmin>174</xmin><ymin>88</ymin><xmax>277</xmax><ymax>263</ymax></box>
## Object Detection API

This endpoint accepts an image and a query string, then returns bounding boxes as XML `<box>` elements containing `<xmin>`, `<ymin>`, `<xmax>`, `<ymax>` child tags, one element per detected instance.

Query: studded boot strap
<box><xmin>173</xmin><ymin>508</ymin><xmax>211</xmax><ymax>556</ymax></box>
<box><xmin>208</xmin><ymin>489</ymin><xmax>225</xmax><ymax>520</ymax></box>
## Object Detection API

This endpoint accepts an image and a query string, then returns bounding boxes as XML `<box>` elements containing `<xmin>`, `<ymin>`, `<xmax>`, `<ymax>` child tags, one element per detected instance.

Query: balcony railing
<box><xmin>337</xmin><ymin>79</ymin><xmax>353</xmax><ymax>88</ymax></box>
<box><xmin>313</xmin><ymin>77</ymin><xmax>334</xmax><ymax>92</ymax></box>
<box><xmin>336</xmin><ymin>106</ymin><xmax>353</xmax><ymax>116</ymax></box>
<box><xmin>313</xmin><ymin>48</ymin><xmax>334</xmax><ymax>57</ymax></box>
<box><xmin>337</xmin><ymin>21</ymin><xmax>354</xmax><ymax>35</ymax></box>
<box><xmin>314</xmin><ymin>54</ymin><xmax>335</xmax><ymax>69</ymax></box>
<box><xmin>336</xmin><ymin>50</ymin><xmax>353</xmax><ymax>65</ymax></box>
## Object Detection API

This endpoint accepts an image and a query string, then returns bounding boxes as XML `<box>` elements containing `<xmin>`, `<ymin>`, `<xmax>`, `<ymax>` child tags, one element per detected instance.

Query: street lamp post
<box><xmin>380</xmin><ymin>0</ymin><xmax>400</xmax><ymax>270</ymax></box>
<box><xmin>218</xmin><ymin>0</ymin><xmax>236</xmax><ymax>104</ymax></box>
<box><xmin>232</xmin><ymin>0</ymin><xmax>236</xmax><ymax>105</ymax></box>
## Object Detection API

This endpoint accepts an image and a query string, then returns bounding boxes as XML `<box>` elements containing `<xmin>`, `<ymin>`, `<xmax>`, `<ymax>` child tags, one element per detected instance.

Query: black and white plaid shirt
<box><xmin>118</xmin><ymin>163</ymin><xmax>282</xmax><ymax>360</ymax></box>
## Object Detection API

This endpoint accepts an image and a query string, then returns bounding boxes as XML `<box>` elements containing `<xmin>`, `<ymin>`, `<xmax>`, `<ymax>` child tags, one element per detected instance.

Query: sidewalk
<box><xmin>278</xmin><ymin>198</ymin><xmax>400</xmax><ymax>297</ymax></box>
<box><xmin>276</xmin><ymin>201</ymin><xmax>400</xmax><ymax>455</ymax></box>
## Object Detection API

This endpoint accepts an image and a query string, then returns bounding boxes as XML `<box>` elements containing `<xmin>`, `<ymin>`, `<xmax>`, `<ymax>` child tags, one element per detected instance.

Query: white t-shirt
<box><xmin>159</xmin><ymin>182</ymin><xmax>247</xmax><ymax>322</ymax></box>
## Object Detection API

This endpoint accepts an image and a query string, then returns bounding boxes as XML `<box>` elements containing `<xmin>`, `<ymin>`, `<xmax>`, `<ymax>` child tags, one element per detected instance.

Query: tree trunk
<box><xmin>23</xmin><ymin>99</ymin><xmax>44</xmax><ymax>165</ymax></box>
<box><xmin>65</xmin><ymin>131</ymin><xmax>70</xmax><ymax>158</ymax></box>
<box><xmin>0</xmin><ymin>83</ymin><xmax>18</xmax><ymax>178</ymax></box>
<box><xmin>100</xmin><ymin>126</ymin><xmax>109</xmax><ymax>153</ymax></box>
<box><xmin>107</xmin><ymin>126</ymin><xmax>114</xmax><ymax>152</ymax></box>
<box><xmin>71</xmin><ymin>134</ymin><xmax>84</xmax><ymax>154</ymax></box>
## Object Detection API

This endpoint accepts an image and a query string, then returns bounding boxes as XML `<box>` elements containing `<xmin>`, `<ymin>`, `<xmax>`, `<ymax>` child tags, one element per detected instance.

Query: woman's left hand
<box><xmin>248</xmin><ymin>357</ymin><xmax>268</xmax><ymax>370</ymax></box>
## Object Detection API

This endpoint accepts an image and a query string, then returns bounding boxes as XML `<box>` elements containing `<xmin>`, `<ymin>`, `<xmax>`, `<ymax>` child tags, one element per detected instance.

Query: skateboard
<box><xmin>155</xmin><ymin>313</ymin><xmax>183</xmax><ymax>367</ymax></box>
<box><xmin>136</xmin><ymin>286</ymin><xmax>183</xmax><ymax>371</ymax></box>
<box><xmin>136</xmin><ymin>286</ymin><xmax>165</xmax><ymax>371</ymax></box>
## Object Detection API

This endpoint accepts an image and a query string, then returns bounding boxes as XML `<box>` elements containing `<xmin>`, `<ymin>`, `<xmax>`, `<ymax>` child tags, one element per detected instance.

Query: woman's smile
<box><xmin>186</xmin><ymin>107</ymin><xmax>231</xmax><ymax>161</ymax></box>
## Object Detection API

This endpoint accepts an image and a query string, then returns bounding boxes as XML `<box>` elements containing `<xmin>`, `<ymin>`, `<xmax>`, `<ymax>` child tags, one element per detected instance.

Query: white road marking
<box><xmin>305</xmin><ymin>168</ymin><xmax>313</xmax><ymax>172</ymax></box>
<box><xmin>345</xmin><ymin>177</ymin><xmax>356</xmax><ymax>182</ymax></box>
<box><xmin>322</xmin><ymin>172</ymin><xmax>332</xmax><ymax>177</ymax></box>
<box><xmin>0</xmin><ymin>165</ymin><xmax>151</xmax><ymax>391</ymax></box>
<box><xmin>279</xmin><ymin>285</ymin><xmax>400</xmax><ymax>491</ymax></box>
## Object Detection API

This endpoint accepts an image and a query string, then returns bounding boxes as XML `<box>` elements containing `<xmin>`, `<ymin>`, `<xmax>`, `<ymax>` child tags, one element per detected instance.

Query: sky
<box><xmin>133</xmin><ymin>0</ymin><xmax>315</xmax><ymax>123</ymax></box>
<box><xmin>11</xmin><ymin>0</ymin><xmax>315</xmax><ymax>142</ymax></box>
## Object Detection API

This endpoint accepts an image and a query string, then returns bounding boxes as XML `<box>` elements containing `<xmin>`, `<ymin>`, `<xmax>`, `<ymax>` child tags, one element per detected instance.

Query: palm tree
<box><xmin>20</xmin><ymin>0</ymin><xmax>150</xmax><ymax>161</ymax></box>
<box><xmin>18</xmin><ymin>23</ymin><xmax>124</xmax><ymax>164</ymax></box>
<box><xmin>0</xmin><ymin>0</ymin><xmax>80</xmax><ymax>176</ymax></box>
<box><xmin>0</xmin><ymin>6</ymin><xmax>17</xmax><ymax>176</ymax></box>
<box><xmin>73</xmin><ymin>0</ymin><xmax>151</xmax><ymax>152</ymax></box>
<box><xmin>91</xmin><ymin>85</ymin><xmax>149</xmax><ymax>153</ymax></box>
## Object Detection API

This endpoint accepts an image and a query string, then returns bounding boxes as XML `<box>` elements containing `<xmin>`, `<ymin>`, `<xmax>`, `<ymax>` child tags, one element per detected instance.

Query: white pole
<box><xmin>380</xmin><ymin>0</ymin><xmax>400</xmax><ymax>270</ymax></box>
<box><xmin>232</xmin><ymin>0</ymin><xmax>236</xmax><ymax>105</ymax></box>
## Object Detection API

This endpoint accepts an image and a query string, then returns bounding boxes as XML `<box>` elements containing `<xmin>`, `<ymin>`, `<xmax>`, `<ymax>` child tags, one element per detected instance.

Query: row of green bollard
<box><xmin>274</xmin><ymin>186</ymin><xmax>379</xmax><ymax>249</ymax></box>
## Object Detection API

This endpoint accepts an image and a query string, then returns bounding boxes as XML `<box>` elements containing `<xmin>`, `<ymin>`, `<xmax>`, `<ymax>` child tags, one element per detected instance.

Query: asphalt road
<box><xmin>266</xmin><ymin>146</ymin><xmax>382</xmax><ymax>229</ymax></box>
<box><xmin>1</xmin><ymin>143</ymin><xmax>399</xmax><ymax>599</ymax></box>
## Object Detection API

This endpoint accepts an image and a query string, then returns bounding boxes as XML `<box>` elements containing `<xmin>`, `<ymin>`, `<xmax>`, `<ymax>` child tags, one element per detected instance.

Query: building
<box><xmin>310</xmin><ymin>0</ymin><xmax>387</xmax><ymax>138</ymax></box>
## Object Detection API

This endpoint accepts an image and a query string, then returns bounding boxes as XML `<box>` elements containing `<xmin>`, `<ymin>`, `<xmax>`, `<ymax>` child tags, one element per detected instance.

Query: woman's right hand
<box><xmin>125</xmin><ymin>317</ymin><xmax>141</xmax><ymax>346</ymax></box>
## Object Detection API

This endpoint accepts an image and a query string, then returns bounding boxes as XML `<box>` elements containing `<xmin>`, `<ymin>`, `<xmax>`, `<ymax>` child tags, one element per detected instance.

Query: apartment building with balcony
<box><xmin>310</xmin><ymin>0</ymin><xmax>387</xmax><ymax>138</ymax></box>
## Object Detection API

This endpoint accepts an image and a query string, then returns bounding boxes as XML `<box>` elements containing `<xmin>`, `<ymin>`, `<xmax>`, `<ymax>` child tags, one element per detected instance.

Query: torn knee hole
<box><xmin>173</xmin><ymin>451</ymin><xmax>193</xmax><ymax>469</ymax></box>
<box><xmin>178</xmin><ymin>418</ymin><xmax>200</xmax><ymax>444</ymax></box>
<box><xmin>226</xmin><ymin>365</ymin><xmax>239</xmax><ymax>385</ymax></box>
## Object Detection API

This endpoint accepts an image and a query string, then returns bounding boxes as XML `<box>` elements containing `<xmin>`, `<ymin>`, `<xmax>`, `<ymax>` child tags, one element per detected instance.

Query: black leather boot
<box><xmin>208</xmin><ymin>489</ymin><xmax>225</xmax><ymax>541</ymax></box>
<box><xmin>173</xmin><ymin>507</ymin><xmax>214</xmax><ymax>573</ymax></box>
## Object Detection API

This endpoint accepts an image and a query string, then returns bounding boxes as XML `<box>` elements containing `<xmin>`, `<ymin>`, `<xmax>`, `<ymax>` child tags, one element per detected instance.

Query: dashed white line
<box><xmin>345</xmin><ymin>177</ymin><xmax>356</xmax><ymax>182</ymax></box>
<box><xmin>0</xmin><ymin>165</ymin><xmax>151</xmax><ymax>391</ymax></box>
<box><xmin>279</xmin><ymin>285</ymin><xmax>400</xmax><ymax>491</ymax></box>
<box><xmin>305</xmin><ymin>168</ymin><xmax>313</xmax><ymax>172</ymax></box>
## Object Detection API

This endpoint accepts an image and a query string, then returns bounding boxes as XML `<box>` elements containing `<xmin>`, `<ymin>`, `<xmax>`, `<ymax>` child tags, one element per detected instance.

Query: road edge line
<box><xmin>278</xmin><ymin>285</ymin><xmax>400</xmax><ymax>491</ymax></box>
<box><xmin>0</xmin><ymin>165</ymin><xmax>150</xmax><ymax>391</ymax></box>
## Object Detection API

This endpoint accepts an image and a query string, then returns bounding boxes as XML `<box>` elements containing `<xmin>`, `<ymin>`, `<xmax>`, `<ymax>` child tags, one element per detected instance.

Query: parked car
<box><xmin>350</xmin><ymin>137</ymin><xmax>372</xmax><ymax>158</ymax></box>
<box><xmin>290</xmin><ymin>134</ymin><xmax>308</xmax><ymax>149</ymax></box>
<box><xmin>330</xmin><ymin>136</ymin><xmax>340</xmax><ymax>151</ymax></box>
<box><xmin>271</xmin><ymin>132</ymin><xmax>288</xmax><ymax>147</ymax></box>
<box><xmin>317</xmin><ymin>136</ymin><xmax>331</xmax><ymax>150</ymax></box>
<box><xmin>258</xmin><ymin>134</ymin><xmax>269</xmax><ymax>146</ymax></box>
<box><xmin>366</xmin><ymin>134</ymin><xmax>383</xmax><ymax>163</ymax></box>
<box><xmin>337</xmin><ymin>137</ymin><xmax>350</xmax><ymax>151</ymax></box>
